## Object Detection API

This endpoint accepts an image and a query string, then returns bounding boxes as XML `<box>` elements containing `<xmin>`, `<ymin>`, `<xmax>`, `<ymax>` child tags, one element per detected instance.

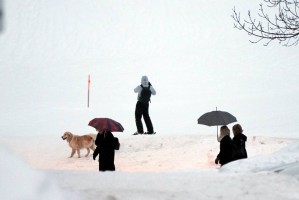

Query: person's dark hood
<box><xmin>236</xmin><ymin>133</ymin><xmax>247</xmax><ymax>141</ymax></box>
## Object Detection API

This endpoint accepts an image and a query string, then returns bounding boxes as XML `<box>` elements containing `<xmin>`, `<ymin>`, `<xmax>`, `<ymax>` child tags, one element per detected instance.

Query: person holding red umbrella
<box><xmin>93</xmin><ymin>129</ymin><xmax>119</xmax><ymax>171</ymax></box>
<box><xmin>215</xmin><ymin>126</ymin><xmax>234</xmax><ymax>166</ymax></box>
<box><xmin>89</xmin><ymin>118</ymin><xmax>123</xmax><ymax>172</ymax></box>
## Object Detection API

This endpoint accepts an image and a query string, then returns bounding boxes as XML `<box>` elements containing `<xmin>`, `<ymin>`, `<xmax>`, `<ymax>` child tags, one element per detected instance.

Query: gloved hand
<box><xmin>93</xmin><ymin>154</ymin><xmax>97</xmax><ymax>160</ymax></box>
<box><xmin>215</xmin><ymin>157</ymin><xmax>219</xmax><ymax>164</ymax></box>
<box><xmin>148</xmin><ymin>82</ymin><xmax>152</xmax><ymax>87</ymax></box>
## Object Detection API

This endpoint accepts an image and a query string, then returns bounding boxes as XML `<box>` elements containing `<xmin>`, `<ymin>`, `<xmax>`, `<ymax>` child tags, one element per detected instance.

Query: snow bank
<box><xmin>220</xmin><ymin>142</ymin><xmax>299</xmax><ymax>179</ymax></box>
<box><xmin>0</xmin><ymin>146</ymin><xmax>80</xmax><ymax>200</ymax></box>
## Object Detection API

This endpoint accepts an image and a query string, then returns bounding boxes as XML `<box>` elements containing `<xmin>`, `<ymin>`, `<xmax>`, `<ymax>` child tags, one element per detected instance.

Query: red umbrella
<box><xmin>88</xmin><ymin>118</ymin><xmax>124</xmax><ymax>132</ymax></box>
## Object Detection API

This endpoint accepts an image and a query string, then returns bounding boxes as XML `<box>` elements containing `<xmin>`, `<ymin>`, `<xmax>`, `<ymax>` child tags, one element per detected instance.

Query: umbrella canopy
<box><xmin>88</xmin><ymin>118</ymin><xmax>124</xmax><ymax>132</ymax></box>
<box><xmin>197</xmin><ymin>110</ymin><xmax>237</xmax><ymax>126</ymax></box>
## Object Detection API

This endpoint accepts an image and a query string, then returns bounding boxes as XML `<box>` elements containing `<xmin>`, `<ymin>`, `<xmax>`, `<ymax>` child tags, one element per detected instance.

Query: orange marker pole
<box><xmin>87</xmin><ymin>74</ymin><xmax>90</xmax><ymax>108</ymax></box>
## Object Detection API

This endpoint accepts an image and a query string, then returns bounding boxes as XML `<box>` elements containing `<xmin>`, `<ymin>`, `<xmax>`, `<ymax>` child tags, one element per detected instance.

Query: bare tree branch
<box><xmin>232</xmin><ymin>0</ymin><xmax>299</xmax><ymax>46</ymax></box>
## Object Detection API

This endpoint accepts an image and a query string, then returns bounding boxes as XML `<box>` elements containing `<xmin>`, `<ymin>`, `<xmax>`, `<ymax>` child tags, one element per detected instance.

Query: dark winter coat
<box><xmin>93</xmin><ymin>131</ymin><xmax>116</xmax><ymax>171</ymax></box>
<box><xmin>232</xmin><ymin>133</ymin><xmax>248</xmax><ymax>160</ymax></box>
<box><xmin>217</xmin><ymin>135</ymin><xmax>234</xmax><ymax>166</ymax></box>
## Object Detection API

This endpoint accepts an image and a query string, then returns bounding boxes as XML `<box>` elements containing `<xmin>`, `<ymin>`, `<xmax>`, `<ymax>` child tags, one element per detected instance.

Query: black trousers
<box><xmin>135</xmin><ymin>101</ymin><xmax>154</xmax><ymax>133</ymax></box>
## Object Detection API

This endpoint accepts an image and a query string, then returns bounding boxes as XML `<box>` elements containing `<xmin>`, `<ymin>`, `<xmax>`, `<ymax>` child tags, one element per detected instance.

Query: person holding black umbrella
<box><xmin>215</xmin><ymin>126</ymin><xmax>234</xmax><ymax>166</ymax></box>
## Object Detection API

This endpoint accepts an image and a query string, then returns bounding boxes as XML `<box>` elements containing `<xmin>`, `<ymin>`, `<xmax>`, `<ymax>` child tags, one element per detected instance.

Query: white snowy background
<box><xmin>0</xmin><ymin>0</ymin><xmax>299</xmax><ymax>200</ymax></box>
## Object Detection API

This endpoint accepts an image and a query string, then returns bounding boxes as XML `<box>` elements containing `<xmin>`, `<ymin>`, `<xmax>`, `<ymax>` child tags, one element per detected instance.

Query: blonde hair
<box><xmin>232</xmin><ymin>124</ymin><xmax>243</xmax><ymax>135</ymax></box>
<box><xmin>218</xmin><ymin>126</ymin><xmax>230</xmax><ymax>142</ymax></box>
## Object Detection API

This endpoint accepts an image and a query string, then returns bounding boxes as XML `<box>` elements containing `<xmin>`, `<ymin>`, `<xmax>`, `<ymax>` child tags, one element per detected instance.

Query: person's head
<box><xmin>217</xmin><ymin>125</ymin><xmax>230</xmax><ymax>142</ymax></box>
<box><xmin>232</xmin><ymin>124</ymin><xmax>243</xmax><ymax>136</ymax></box>
<box><xmin>97</xmin><ymin>129</ymin><xmax>105</xmax><ymax>135</ymax></box>
<box><xmin>220</xmin><ymin>125</ymin><xmax>230</xmax><ymax>136</ymax></box>
<box><xmin>141</xmin><ymin>76</ymin><xmax>149</xmax><ymax>87</ymax></box>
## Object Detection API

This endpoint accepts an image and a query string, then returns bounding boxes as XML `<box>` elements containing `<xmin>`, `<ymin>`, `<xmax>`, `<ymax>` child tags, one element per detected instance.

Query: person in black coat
<box><xmin>215</xmin><ymin>126</ymin><xmax>234</xmax><ymax>166</ymax></box>
<box><xmin>232</xmin><ymin>124</ymin><xmax>248</xmax><ymax>160</ymax></box>
<box><xmin>93</xmin><ymin>130</ymin><xmax>117</xmax><ymax>171</ymax></box>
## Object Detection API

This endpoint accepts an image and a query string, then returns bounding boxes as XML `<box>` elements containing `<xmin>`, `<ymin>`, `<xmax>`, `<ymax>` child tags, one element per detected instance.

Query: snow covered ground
<box><xmin>1</xmin><ymin>134</ymin><xmax>299</xmax><ymax>200</ymax></box>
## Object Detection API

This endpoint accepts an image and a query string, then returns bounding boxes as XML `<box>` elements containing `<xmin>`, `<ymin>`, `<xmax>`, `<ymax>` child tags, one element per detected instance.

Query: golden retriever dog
<box><xmin>61</xmin><ymin>131</ymin><xmax>96</xmax><ymax>158</ymax></box>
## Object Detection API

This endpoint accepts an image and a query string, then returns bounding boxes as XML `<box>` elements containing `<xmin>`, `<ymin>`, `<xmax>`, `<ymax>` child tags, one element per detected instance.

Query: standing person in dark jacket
<box><xmin>133</xmin><ymin>76</ymin><xmax>156</xmax><ymax>135</ymax></box>
<box><xmin>215</xmin><ymin>126</ymin><xmax>234</xmax><ymax>166</ymax></box>
<box><xmin>93</xmin><ymin>130</ymin><xmax>117</xmax><ymax>171</ymax></box>
<box><xmin>232</xmin><ymin>124</ymin><xmax>248</xmax><ymax>160</ymax></box>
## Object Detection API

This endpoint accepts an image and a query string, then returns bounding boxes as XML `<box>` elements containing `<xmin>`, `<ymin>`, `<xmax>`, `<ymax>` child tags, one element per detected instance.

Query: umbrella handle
<box><xmin>217</xmin><ymin>125</ymin><xmax>220</xmax><ymax>142</ymax></box>
<box><xmin>216</xmin><ymin>107</ymin><xmax>219</xmax><ymax>141</ymax></box>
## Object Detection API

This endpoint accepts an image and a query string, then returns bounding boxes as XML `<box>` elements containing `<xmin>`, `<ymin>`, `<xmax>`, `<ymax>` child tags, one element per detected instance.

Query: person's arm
<box><xmin>217</xmin><ymin>140</ymin><xmax>227</xmax><ymax>162</ymax></box>
<box><xmin>107</xmin><ymin>132</ymin><xmax>116</xmax><ymax>150</ymax></box>
<box><xmin>150</xmin><ymin>86</ymin><xmax>156</xmax><ymax>95</ymax></box>
<box><xmin>134</xmin><ymin>85</ymin><xmax>142</xmax><ymax>93</ymax></box>
<box><xmin>93</xmin><ymin>147</ymin><xmax>99</xmax><ymax>160</ymax></box>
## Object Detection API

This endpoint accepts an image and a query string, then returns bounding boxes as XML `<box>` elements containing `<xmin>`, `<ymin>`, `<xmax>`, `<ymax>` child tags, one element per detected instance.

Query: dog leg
<box><xmin>85</xmin><ymin>148</ymin><xmax>90</xmax><ymax>157</ymax></box>
<box><xmin>70</xmin><ymin>149</ymin><xmax>76</xmax><ymax>158</ymax></box>
<box><xmin>77</xmin><ymin>149</ymin><xmax>81</xmax><ymax>158</ymax></box>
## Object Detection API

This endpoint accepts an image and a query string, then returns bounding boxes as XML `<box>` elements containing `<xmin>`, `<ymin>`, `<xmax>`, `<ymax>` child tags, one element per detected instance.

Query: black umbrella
<box><xmin>198</xmin><ymin>108</ymin><xmax>237</xmax><ymax>139</ymax></box>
